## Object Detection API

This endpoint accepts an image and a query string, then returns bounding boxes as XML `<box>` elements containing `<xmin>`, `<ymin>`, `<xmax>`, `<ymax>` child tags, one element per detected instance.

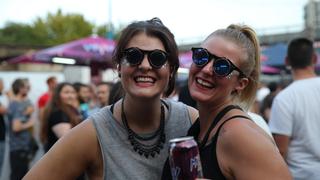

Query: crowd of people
<box><xmin>0</xmin><ymin>76</ymin><xmax>120</xmax><ymax>179</ymax></box>
<box><xmin>0</xmin><ymin>17</ymin><xmax>319</xmax><ymax>180</ymax></box>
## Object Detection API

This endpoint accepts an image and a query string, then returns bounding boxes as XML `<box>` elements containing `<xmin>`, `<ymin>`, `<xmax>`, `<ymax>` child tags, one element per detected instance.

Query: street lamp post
<box><xmin>107</xmin><ymin>0</ymin><xmax>113</xmax><ymax>40</ymax></box>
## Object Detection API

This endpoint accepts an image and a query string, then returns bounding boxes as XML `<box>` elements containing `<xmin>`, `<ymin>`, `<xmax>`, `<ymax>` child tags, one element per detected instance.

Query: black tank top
<box><xmin>161</xmin><ymin>105</ymin><xmax>251</xmax><ymax>180</ymax></box>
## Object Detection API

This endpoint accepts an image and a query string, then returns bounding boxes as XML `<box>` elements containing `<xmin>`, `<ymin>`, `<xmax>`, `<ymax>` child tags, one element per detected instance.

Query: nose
<box><xmin>201</xmin><ymin>60</ymin><xmax>214</xmax><ymax>75</ymax></box>
<box><xmin>138</xmin><ymin>54</ymin><xmax>152</xmax><ymax>70</ymax></box>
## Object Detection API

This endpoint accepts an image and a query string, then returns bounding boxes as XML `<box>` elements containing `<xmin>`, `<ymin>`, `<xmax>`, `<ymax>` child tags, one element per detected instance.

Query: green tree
<box><xmin>0</xmin><ymin>22</ymin><xmax>36</xmax><ymax>45</ymax></box>
<box><xmin>34</xmin><ymin>9</ymin><xmax>94</xmax><ymax>45</ymax></box>
<box><xmin>0</xmin><ymin>9</ymin><xmax>122</xmax><ymax>46</ymax></box>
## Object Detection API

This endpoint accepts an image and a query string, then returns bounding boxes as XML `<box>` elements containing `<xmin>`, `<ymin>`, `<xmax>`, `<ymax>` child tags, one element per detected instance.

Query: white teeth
<box><xmin>196</xmin><ymin>78</ymin><xmax>213</xmax><ymax>88</ymax></box>
<box><xmin>135</xmin><ymin>76</ymin><xmax>154</xmax><ymax>83</ymax></box>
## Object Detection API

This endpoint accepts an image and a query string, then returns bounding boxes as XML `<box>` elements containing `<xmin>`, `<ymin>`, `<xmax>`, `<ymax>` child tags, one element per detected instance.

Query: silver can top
<box><xmin>169</xmin><ymin>136</ymin><xmax>194</xmax><ymax>143</ymax></box>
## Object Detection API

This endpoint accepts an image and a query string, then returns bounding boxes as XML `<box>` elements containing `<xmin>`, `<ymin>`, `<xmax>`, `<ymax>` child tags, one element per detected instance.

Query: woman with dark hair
<box><xmin>40</xmin><ymin>82</ymin><xmax>81</xmax><ymax>152</ymax></box>
<box><xmin>24</xmin><ymin>18</ymin><xmax>198</xmax><ymax>180</ymax></box>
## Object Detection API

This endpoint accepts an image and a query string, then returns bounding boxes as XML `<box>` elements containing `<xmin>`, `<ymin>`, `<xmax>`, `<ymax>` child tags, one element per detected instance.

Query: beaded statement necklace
<box><xmin>121</xmin><ymin>99</ymin><xmax>166</xmax><ymax>158</ymax></box>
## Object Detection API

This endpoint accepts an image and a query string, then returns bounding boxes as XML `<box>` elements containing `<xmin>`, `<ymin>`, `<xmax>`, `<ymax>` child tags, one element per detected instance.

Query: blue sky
<box><xmin>0</xmin><ymin>0</ymin><xmax>309</xmax><ymax>44</ymax></box>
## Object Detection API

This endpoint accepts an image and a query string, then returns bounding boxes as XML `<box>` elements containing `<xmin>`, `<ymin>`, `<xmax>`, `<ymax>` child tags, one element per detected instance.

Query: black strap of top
<box><xmin>217</xmin><ymin>115</ymin><xmax>252</xmax><ymax>133</ymax></box>
<box><xmin>198</xmin><ymin>105</ymin><xmax>243</xmax><ymax>149</ymax></box>
<box><xmin>110</xmin><ymin>103</ymin><xmax>115</xmax><ymax>113</ymax></box>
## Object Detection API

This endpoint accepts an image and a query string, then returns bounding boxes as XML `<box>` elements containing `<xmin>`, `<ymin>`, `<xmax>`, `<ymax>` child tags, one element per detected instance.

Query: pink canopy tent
<box><xmin>7</xmin><ymin>36</ymin><xmax>116</xmax><ymax>69</ymax></box>
<box><xmin>8</xmin><ymin>50</ymin><xmax>39</xmax><ymax>64</ymax></box>
<box><xmin>261</xmin><ymin>65</ymin><xmax>281</xmax><ymax>74</ymax></box>
<box><xmin>179</xmin><ymin>51</ymin><xmax>193</xmax><ymax>69</ymax></box>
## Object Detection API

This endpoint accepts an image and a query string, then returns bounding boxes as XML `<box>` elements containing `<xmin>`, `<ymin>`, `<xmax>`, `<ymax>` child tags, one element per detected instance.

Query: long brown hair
<box><xmin>40</xmin><ymin>82</ymin><xmax>81</xmax><ymax>143</ymax></box>
<box><xmin>112</xmin><ymin>17</ymin><xmax>179</xmax><ymax>97</ymax></box>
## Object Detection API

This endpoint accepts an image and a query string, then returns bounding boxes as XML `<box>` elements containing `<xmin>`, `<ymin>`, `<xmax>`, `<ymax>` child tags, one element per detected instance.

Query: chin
<box><xmin>190</xmin><ymin>90</ymin><xmax>210</xmax><ymax>103</ymax></box>
<box><xmin>129</xmin><ymin>91</ymin><xmax>159</xmax><ymax>99</ymax></box>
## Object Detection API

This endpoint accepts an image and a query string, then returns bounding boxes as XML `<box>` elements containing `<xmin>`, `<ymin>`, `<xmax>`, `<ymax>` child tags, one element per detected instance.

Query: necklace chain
<box><xmin>121</xmin><ymin>99</ymin><xmax>165</xmax><ymax>158</ymax></box>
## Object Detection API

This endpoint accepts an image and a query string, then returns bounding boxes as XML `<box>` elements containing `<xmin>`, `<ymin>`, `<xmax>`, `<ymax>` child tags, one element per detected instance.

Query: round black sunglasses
<box><xmin>191</xmin><ymin>47</ymin><xmax>246</xmax><ymax>77</ymax></box>
<box><xmin>123</xmin><ymin>47</ymin><xmax>168</xmax><ymax>69</ymax></box>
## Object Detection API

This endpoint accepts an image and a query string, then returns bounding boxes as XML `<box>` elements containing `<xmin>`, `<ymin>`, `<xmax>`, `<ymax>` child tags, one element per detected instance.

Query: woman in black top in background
<box><xmin>40</xmin><ymin>82</ymin><xmax>81</xmax><ymax>152</ymax></box>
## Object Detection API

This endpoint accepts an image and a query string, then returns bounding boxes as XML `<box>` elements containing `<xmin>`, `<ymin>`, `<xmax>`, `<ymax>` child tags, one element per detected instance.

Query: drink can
<box><xmin>169</xmin><ymin>136</ymin><xmax>203</xmax><ymax>180</ymax></box>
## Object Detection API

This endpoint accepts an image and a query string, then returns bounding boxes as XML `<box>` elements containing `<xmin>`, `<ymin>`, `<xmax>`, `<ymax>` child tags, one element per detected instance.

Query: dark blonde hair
<box><xmin>205</xmin><ymin>24</ymin><xmax>260</xmax><ymax>110</ymax></box>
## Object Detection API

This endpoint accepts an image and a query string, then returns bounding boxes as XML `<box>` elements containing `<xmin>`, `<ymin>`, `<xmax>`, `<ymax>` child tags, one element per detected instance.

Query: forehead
<box><xmin>202</xmin><ymin>36</ymin><xmax>243</xmax><ymax>63</ymax></box>
<box><xmin>80</xmin><ymin>86</ymin><xmax>90</xmax><ymax>91</ymax></box>
<box><xmin>203</xmin><ymin>36</ymin><xmax>239</xmax><ymax>54</ymax></box>
<box><xmin>126</xmin><ymin>32</ymin><xmax>165</xmax><ymax>51</ymax></box>
<box><xmin>61</xmin><ymin>85</ymin><xmax>74</xmax><ymax>92</ymax></box>
<box><xmin>98</xmin><ymin>84</ymin><xmax>110</xmax><ymax>90</ymax></box>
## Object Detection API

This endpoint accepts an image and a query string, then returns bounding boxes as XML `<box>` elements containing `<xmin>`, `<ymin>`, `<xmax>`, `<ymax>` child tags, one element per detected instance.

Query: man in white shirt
<box><xmin>269</xmin><ymin>38</ymin><xmax>320</xmax><ymax>180</ymax></box>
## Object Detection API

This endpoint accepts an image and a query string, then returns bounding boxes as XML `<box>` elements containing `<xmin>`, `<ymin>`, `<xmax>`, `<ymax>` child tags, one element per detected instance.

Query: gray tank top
<box><xmin>91</xmin><ymin>99</ymin><xmax>192</xmax><ymax>180</ymax></box>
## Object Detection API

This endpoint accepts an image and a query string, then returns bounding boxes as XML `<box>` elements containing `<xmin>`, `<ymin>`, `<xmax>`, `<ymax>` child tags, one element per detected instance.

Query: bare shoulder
<box><xmin>217</xmin><ymin>118</ymin><xmax>277</xmax><ymax>161</ymax></box>
<box><xmin>24</xmin><ymin>120</ymin><xmax>101</xmax><ymax>179</ymax></box>
<box><xmin>217</xmin><ymin>118</ymin><xmax>291</xmax><ymax>179</ymax></box>
<box><xmin>54</xmin><ymin>119</ymin><xmax>99</xmax><ymax>154</ymax></box>
<box><xmin>186</xmin><ymin>106</ymin><xmax>199</xmax><ymax>123</ymax></box>
<box><xmin>219</xmin><ymin>118</ymin><xmax>273</xmax><ymax>146</ymax></box>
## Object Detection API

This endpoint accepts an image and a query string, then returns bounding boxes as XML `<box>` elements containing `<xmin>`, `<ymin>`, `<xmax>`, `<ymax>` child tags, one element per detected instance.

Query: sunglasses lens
<box><xmin>192</xmin><ymin>48</ymin><xmax>209</xmax><ymax>66</ymax></box>
<box><xmin>213</xmin><ymin>59</ymin><xmax>231</xmax><ymax>76</ymax></box>
<box><xmin>149</xmin><ymin>50</ymin><xmax>167</xmax><ymax>68</ymax></box>
<box><xmin>125</xmin><ymin>48</ymin><xmax>144</xmax><ymax>65</ymax></box>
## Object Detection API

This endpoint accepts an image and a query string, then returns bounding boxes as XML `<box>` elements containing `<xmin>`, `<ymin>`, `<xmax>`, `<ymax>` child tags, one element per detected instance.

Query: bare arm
<box><xmin>12</xmin><ymin>118</ymin><xmax>35</xmax><ymax>132</ymax></box>
<box><xmin>0</xmin><ymin>104</ymin><xmax>6</xmax><ymax>114</ymax></box>
<box><xmin>218</xmin><ymin>120</ymin><xmax>292</xmax><ymax>180</ymax></box>
<box><xmin>38</xmin><ymin>107</ymin><xmax>45</xmax><ymax>124</ymax></box>
<box><xmin>24</xmin><ymin>105</ymin><xmax>34</xmax><ymax>116</ymax></box>
<box><xmin>273</xmin><ymin>134</ymin><xmax>290</xmax><ymax>159</ymax></box>
<box><xmin>23</xmin><ymin>120</ymin><xmax>100</xmax><ymax>180</ymax></box>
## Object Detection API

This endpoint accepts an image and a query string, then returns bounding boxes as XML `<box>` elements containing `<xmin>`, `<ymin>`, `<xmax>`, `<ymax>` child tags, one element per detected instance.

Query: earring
<box><xmin>226</xmin><ymin>72</ymin><xmax>233</xmax><ymax>79</ymax></box>
<box><xmin>170</xmin><ymin>73</ymin><xmax>174</xmax><ymax>79</ymax></box>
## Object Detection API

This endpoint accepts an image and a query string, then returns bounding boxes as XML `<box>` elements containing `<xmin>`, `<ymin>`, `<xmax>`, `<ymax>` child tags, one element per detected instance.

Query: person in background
<box><xmin>73</xmin><ymin>82</ymin><xmax>91</xmax><ymax>120</ymax></box>
<box><xmin>37</xmin><ymin>76</ymin><xmax>57</xmax><ymax>123</ymax></box>
<box><xmin>5</xmin><ymin>88</ymin><xmax>15</xmax><ymax>102</ymax></box>
<box><xmin>0</xmin><ymin>78</ymin><xmax>8</xmax><ymax>177</ymax></box>
<box><xmin>21</xmin><ymin>78</ymin><xmax>34</xmax><ymax>120</ymax></box>
<box><xmin>247</xmin><ymin>111</ymin><xmax>272</xmax><ymax>137</ymax></box>
<box><xmin>7</xmin><ymin>78</ymin><xmax>35</xmax><ymax>180</ymax></box>
<box><xmin>87</xmin><ymin>83</ymin><xmax>99</xmax><ymax>115</ymax></box>
<box><xmin>40</xmin><ymin>82</ymin><xmax>81</xmax><ymax>153</ymax></box>
<box><xmin>162</xmin><ymin>24</ymin><xmax>291</xmax><ymax>179</ymax></box>
<box><xmin>269</xmin><ymin>37</ymin><xmax>320</xmax><ymax>180</ymax></box>
<box><xmin>24</xmin><ymin>17</ymin><xmax>198</xmax><ymax>180</ymax></box>
<box><xmin>96</xmin><ymin>82</ymin><xmax>113</xmax><ymax>107</ymax></box>
<box><xmin>260</xmin><ymin>81</ymin><xmax>281</xmax><ymax>122</ymax></box>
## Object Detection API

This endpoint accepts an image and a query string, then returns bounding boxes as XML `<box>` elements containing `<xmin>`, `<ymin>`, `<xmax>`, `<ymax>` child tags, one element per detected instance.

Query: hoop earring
<box><xmin>169</xmin><ymin>73</ymin><xmax>174</xmax><ymax>80</ymax></box>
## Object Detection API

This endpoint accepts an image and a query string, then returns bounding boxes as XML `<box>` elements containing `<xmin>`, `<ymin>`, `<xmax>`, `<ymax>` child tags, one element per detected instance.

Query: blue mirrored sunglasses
<box><xmin>191</xmin><ymin>47</ymin><xmax>246</xmax><ymax>77</ymax></box>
